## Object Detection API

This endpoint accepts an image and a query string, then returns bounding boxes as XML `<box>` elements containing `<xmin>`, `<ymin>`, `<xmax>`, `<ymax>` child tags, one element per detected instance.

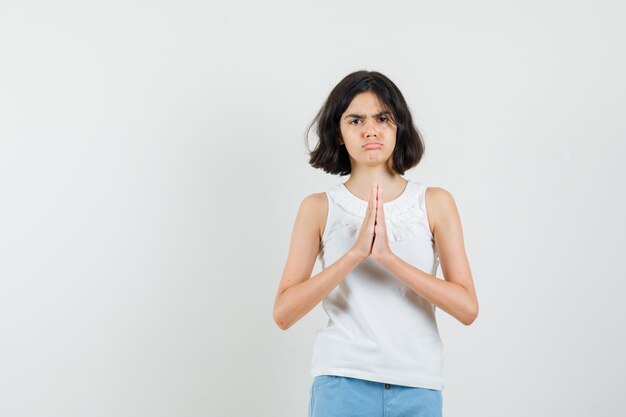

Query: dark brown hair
<box><xmin>305</xmin><ymin>70</ymin><xmax>425</xmax><ymax>176</ymax></box>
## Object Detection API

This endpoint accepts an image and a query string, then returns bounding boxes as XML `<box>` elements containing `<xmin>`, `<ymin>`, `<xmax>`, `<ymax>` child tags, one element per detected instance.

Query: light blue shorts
<box><xmin>308</xmin><ymin>375</ymin><xmax>442</xmax><ymax>417</ymax></box>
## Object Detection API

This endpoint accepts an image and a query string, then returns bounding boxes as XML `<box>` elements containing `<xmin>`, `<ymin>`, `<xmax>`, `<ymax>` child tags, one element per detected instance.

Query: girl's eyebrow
<box><xmin>343</xmin><ymin>111</ymin><xmax>390</xmax><ymax>119</ymax></box>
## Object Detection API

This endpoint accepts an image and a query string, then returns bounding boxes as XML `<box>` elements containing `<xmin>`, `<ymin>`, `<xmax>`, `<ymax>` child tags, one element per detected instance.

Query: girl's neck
<box><xmin>343</xmin><ymin>173</ymin><xmax>408</xmax><ymax>204</ymax></box>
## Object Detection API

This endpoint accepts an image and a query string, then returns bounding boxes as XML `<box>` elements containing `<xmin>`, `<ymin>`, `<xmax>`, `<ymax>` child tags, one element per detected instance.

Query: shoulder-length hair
<box><xmin>305</xmin><ymin>70</ymin><xmax>425</xmax><ymax>176</ymax></box>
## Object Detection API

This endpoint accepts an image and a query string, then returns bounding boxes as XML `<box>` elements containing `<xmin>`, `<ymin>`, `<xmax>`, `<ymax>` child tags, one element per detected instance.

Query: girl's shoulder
<box><xmin>298</xmin><ymin>192</ymin><xmax>329</xmax><ymax>241</ymax></box>
<box><xmin>424</xmin><ymin>186</ymin><xmax>458</xmax><ymax>238</ymax></box>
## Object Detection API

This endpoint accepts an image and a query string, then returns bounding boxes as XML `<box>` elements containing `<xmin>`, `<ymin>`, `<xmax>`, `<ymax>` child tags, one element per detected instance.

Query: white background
<box><xmin>1</xmin><ymin>1</ymin><xmax>625</xmax><ymax>416</ymax></box>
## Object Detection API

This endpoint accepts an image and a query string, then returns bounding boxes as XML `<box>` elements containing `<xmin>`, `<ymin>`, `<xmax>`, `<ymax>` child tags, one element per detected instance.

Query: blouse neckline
<box><xmin>340</xmin><ymin>179</ymin><xmax>413</xmax><ymax>210</ymax></box>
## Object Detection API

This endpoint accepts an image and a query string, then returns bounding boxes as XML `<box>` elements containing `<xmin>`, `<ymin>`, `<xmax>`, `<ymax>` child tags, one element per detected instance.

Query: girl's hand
<box><xmin>349</xmin><ymin>182</ymin><xmax>378</xmax><ymax>261</ymax></box>
<box><xmin>370</xmin><ymin>184</ymin><xmax>393</xmax><ymax>262</ymax></box>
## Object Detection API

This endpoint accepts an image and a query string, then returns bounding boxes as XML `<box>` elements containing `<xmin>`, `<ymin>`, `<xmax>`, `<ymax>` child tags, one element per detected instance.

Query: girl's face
<box><xmin>339</xmin><ymin>91</ymin><xmax>398</xmax><ymax>169</ymax></box>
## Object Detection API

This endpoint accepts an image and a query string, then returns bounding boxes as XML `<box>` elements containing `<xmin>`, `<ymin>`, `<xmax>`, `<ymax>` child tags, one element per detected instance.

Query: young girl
<box><xmin>273</xmin><ymin>70</ymin><xmax>478</xmax><ymax>417</ymax></box>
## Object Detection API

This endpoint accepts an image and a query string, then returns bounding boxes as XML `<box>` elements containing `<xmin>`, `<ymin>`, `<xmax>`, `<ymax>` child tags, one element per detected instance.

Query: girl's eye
<box><xmin>349</xmin><ymin>117</ymin><xmax>389</xmax><ymax>124</ymax></box>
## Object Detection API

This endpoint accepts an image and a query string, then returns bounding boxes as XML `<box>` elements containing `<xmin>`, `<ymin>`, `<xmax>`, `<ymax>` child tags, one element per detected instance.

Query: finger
<box><xmin>366</xmin><ymin>184</ymin><xmax>372</xmax><ymax>217</ymax></box>
<box><xmin>371</xmin><ymin>183</ymin><xmax>378</xmax><ymax>223</ymax></box>
<box><xmin>377</xmin><ymin>184</ymin><xmax>383</xmax><ymax>224</ymax></box>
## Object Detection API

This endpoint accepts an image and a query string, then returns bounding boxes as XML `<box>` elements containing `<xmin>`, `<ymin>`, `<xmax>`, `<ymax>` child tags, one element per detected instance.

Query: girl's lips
<box><xmin>364</xmin><ymin>143</ymin><xmax>382</xmax><ymax>149</ymax></box>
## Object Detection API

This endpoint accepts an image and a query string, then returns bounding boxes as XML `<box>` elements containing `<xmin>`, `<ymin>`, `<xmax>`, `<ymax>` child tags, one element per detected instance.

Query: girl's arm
<box><xmin>378</xmin><ymin>187</ymin><xmax>479</xmax><ymax>325</ymax></box>
<box><xmin>273</xmin><ymin>193</ymin><xmax>362</xmax><ymax>330</ymax></box>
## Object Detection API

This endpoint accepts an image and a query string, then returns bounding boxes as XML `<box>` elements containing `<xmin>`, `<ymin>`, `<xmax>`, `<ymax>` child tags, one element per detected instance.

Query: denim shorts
<box><xmin>308</xmin><ymin>375</ymin><xmax>442</xmax><ymax>417</ymax></box>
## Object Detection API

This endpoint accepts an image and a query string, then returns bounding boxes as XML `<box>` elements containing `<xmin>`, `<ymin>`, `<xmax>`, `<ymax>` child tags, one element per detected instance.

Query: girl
<box><xmin>273</xmin><ymin>70</ymin><xmax>478</xmax><ymax>417</ymax></box>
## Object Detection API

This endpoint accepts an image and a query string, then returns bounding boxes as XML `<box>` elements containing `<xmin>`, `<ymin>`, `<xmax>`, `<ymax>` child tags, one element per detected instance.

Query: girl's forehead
<box><xmin>346</xmin><ymin>93</ymin><xmax>387</xmax><ymax>112</ymax></box>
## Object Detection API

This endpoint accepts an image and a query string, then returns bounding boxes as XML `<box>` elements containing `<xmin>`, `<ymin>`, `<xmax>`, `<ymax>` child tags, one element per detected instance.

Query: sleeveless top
<box><xmin>310</xmin><ymin>178</ymin><xmax>444</xmax><ymax>391</ymax></box>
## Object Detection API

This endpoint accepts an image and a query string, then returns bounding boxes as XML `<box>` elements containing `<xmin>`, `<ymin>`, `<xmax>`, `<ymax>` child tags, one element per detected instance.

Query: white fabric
<box><xmin>310</xmin><ymin>178</ymin><xmax>445</xmax><ymax>390</ymax></box>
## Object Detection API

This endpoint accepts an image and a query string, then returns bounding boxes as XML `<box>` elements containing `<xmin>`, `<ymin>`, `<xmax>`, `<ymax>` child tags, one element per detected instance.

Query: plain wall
<box><xmin>1</xmin><ymin>1</ymin><xmax>625</xmax><ymax>416</ymax></box>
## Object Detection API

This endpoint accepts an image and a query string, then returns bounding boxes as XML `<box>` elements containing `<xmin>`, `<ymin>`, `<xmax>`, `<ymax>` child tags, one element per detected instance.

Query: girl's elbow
<box><xmin>273</xmin><ymin>308</ymin><xmax>292</xmax><ymax>331</ymax></box>
<box><xmin>463</xmin><ymin>302</ymin><xmax>479</xmax><ymax>326</ymax></box>
<box><xmin>275</xmin><ymin>317</ymin><xmax>291</xmax><ymax>331</ymax></box>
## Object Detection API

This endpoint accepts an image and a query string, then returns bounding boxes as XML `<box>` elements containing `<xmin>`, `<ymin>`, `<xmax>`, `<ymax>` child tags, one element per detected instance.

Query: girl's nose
<box><xmin>364</xmin><ymin>119</ymin><xmax>378</xmax><ymax>136</ymax></box>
